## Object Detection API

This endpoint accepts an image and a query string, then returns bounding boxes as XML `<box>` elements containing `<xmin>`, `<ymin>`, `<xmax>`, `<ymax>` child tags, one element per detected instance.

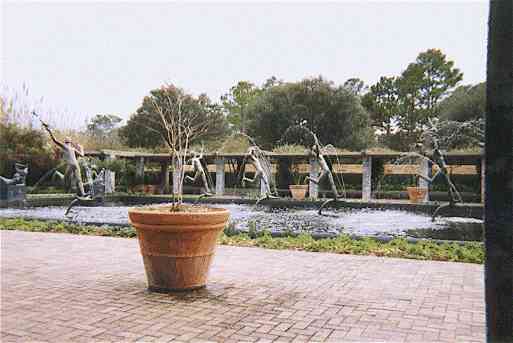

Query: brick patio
<box><xmin>1</xmin><ymin>231</ymin><xmax>485</xmax><ymax>342</ymax></box>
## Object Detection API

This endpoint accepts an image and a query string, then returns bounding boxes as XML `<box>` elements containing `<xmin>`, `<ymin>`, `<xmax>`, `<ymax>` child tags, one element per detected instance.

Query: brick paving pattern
<box><xmin>1</xmin><ymin>231</ymin><xmax>484</xmax><ymax>342</ymax></box>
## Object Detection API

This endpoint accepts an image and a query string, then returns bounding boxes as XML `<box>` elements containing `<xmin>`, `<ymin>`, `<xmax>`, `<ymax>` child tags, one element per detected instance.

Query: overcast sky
<box><xmin>2</xmin><ymin>1</ymin><xmax>488</xmax><ymax>128</ymax></box>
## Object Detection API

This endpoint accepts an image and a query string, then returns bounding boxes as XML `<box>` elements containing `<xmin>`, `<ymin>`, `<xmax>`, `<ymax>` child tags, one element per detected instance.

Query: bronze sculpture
<box><xmin>185</xmin><ymin>151</ymin><xmax>213</xmax><ymax>196</ymax></box>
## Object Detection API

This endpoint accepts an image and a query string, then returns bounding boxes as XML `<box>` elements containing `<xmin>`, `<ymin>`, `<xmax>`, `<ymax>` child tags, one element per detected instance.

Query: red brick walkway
<box><xmin>1</xmin><ymin>231</ymin><xmax>484</xmax><ymax>342</ymax></box>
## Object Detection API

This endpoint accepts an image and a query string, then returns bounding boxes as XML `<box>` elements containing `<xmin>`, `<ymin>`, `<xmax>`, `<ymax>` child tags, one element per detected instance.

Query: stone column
<box><xmin>418</xmin><ymin>158</ymin><xmax>430</xmax><ymax>203</ymax></box>
<box><xmin>160</xmin><ymin>162</ymin><xmax>170</xmax><ymax>194</ymax></box>
<box><xmin>309</xmin><ymin>158</ymin><xmax>319</xmax><ymax>199</ymax></box>
<box><xmin>104</xmin><ymin>171</ymin><xmax>115</xmax><ymax>194</ymax></box>
<box><xmin>105</xmin><ymin>153</ymin><xmax>116</xmax><ymax>193</ymax></box>
<box><xmin>136</xmin><ymin>157</ymin><xmax>145</xmax><ymax>184</ymax></box>
<box><xmin>362</xmin><ymin>156</ymin><xmax>372</xmax><ymax>202</ymax></box>
<box><xmin>215</xmin><ymin>157</ymin><xmax>225</xmax><ymax>196</ymax></box>
<box><xmin>172</xmin><ymin>160</ymin><xmax>182</xmax><ymax>195</ymax></box>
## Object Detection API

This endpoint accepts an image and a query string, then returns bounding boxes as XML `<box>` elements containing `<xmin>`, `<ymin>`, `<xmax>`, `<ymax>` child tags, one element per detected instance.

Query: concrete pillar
<box><xmin>309</xmin><ymin>158</ymin><xmax>319</xmax><ymax>199</ymax></box>
<box><xmin>480</xmin><ymin>156</ymin><xmax>485</xmax><ymax>204</ymax></box>
<box><xmin>136</xmin><ymin>157</ymin><xmax>145</xmax><ymax>184</ymax></box>
<box><xmin>160</xmin><ymin>162</ymin><xmax>170</xmax><ymax>194</ymax></box>
<box><xmin>418</xmin><ymin>158</ymin><xmax>430</xmax><ymax>203</ymax></box>
<box><xmin>104</xmin><ymin>171</ymin><xmax>115</xmax><ymax>194</ymax></box>
<box><xmin>362</xmin><ymin>156</ymin><xmax>372</xmax><ymax>201</ymax></box>
<box><xmin>105</xmin><ymin>153</ymin><xmax>116</xmax><ymax>193</ymax></box>
<box><xmin>172</xmin><ymin>160</ymin><xmax>182</xmax><ymax>195</ymax></box>
<box><xmin>215</xmin><ymin>158</ymin><xmax>225</xmax><ymax>196</ymax></box>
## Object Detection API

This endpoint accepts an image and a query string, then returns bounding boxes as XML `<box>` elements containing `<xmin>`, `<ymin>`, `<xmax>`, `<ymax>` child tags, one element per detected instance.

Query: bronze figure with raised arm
<box><xmin>306</xmin><ymin>136</ymin><xmax>340</xmax><ymax>199</ymax></box>
<box><xmin>410</xmin><ymin>119</ymin><xmax>463</xmax><ymax>221</ymax></box>
<box><xmin>40</xmin><ymin>119</ymin><xmax>86</xmax><ymax>197</ymax></box>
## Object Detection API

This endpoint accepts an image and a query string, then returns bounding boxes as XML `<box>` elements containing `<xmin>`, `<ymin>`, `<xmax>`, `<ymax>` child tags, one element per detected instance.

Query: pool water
<box><xmin>0</xmin><ymin>203</ymin><xmax>484</xmax><ymax>241</ymax></box>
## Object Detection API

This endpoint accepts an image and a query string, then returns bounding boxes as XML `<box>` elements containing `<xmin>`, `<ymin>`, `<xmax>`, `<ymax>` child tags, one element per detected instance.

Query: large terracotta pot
<box><xmin>407</xmin><ymin>187</ymin><xmax>428</xmax><ymax>204</ymax></box>
<box><xmin>128</xmin><ymin>205</ymin><xmax>230</xmax><ymax>292</ymax></box>
<box><xmin>289</xmin><ymin>185</ymin><xmax>308</xmax><ymax>200</ymax></box>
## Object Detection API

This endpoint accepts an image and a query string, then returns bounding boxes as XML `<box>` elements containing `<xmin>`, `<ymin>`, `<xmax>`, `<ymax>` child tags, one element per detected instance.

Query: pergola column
<box><xmin>104</xmin><ymin>153</ymin><xmax>116</xmax><ymax>193</ymax></box>
<box><xmin>172</xmin><ymin>160</ymin><xmax>182</xmax><ymax>195</ymax></box>
<box><xmin>418</xmin><ymin>158</ymin><xmax>430</xmax><ymax>203</ymax></box>
<box><xmin>309</xmin><ymin>158</ymin><xmax>319</xmax><ymax>199</ymax></box>
<box><xmin>136</xmin><ymin>157</ymin><xmax>145</xmax><ymax>184</ymax></box>
<box><xmin>362</xmin><ymin>155</ymin><xmax>372</xmax><ymax>201</ymax></box>
<box><xmin>215</xmin><ymin>157</ymin><xmax>225</xmax><ymax>196</ymax></box>
<box><xmin>160</xmin><ymin>161</ymin><xmax>170</xmax><ymax>194</ymax></box>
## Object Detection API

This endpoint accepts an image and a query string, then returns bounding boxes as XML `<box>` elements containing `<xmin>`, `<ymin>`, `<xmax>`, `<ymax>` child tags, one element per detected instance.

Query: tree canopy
<box><xmin>87</xmin><ymin>114</ymin><xmax>122</xmax><ymax>136</ymax></box>
<box><xmin>86</xmin><ymin>114</ymin><xmax>123</xmax><ymax>148</ymax></box>
<box><xmin>120</xmin><ymin>85</ymin><xmax>228</xmax><ymax>149</ymax></box>
<box><xmin>220</xmin><ymin>81</ymin><xmax>261</xmax><ymax>133</ymax></box>
<box><xmin>246</xmin><ymin>76</ymin><xmax>374</xmax><ymax>150</ymax></box>
<box><xmin>363</xmin><ymin>48</ymin><xmax>464</xmax><ymax>150</ymax></box>
<box><xmin>438</xmin><ymin>82</ymin><xmax>485</xmax><ymax>122</ymax></box>
<box><xmin>396</xmin><ymin>49</ymin><xmax>463</xmax><ymax>146</ymax></box>
<box><xmin>362</xmin><ymin>76</ymin><xmax>399</xmax><ymax>138</ymax></box>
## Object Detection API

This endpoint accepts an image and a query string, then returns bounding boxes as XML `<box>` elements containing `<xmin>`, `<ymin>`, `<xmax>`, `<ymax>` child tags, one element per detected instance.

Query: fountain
<box><xmin>242</xmin><ymin>145</ymin><xmax>278</xmax><ymax>204</ymax></box>
<box><xmin>218</xmin><ymin>131</ymin><xmax>278</xmax><ymax>203</ymax></box>
<box><xmin>280</xmin><ymin>123</ymin><xmax>346</xmax><ymax>215</ymax></box>
<box><xmin>0</xmin><ymin>115</ymin><xmax>486</xmax><ymax>244</ymax></box>
<box><xmin>395</xmin><ymin>119</ymin><xmax>465</xmax><ymax>221</ymax></box>
<box><xmin>32</xmin><ymin>111</ymin><xmax>106</xmax><ymax>216</ymax></box>
<box><xmin>65</xmin><ymin>161</ymin><xmax>106</xmax><ymax>216</ymax></box>
<box><xmin>185</xmin><ymin>149</ymin><xmax>214</xmax><ymax>197</ymax></box>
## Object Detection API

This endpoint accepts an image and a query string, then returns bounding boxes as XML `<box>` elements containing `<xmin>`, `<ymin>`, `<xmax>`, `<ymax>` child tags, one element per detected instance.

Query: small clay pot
<box><xmin>129</xmin><ymin>206</ymin><xmax>229</xmax><ymax>292</ymax></box>
<box><xmin>407</xmin><ymin>187</ymin><xmax>428</xmax><ymax>203</ymax></box>
<box><xmin>289</xmin><ymin>185</ymin><xmax>308</xmax><ymax>200</ymax></box>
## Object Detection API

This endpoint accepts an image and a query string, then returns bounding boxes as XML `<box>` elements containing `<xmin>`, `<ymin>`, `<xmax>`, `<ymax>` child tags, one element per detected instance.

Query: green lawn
<box><xmin>0</xmin><ymin>218</ymin><xmax>483</xmax><ymax>264</ymax></box>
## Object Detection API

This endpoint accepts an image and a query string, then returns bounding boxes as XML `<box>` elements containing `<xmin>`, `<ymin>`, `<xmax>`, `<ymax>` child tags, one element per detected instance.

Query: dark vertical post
<box><xmin>485</xmin><ymin>1</ymin><xmax>513</xmax><ymax>341</ymax></box>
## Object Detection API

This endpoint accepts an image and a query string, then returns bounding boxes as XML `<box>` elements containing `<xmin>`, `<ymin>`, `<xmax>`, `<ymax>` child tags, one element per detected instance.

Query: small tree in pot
<box><xmin>127</xmin><ymin>84</ymin><xmax>230</xmax><ymax>292</ymax></box>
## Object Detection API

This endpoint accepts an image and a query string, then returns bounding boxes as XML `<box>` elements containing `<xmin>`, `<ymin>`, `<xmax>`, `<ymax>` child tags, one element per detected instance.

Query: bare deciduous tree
<box><xmin>134</xmin><ymin>84</ymin><xmax>221</xmax><ymax>209</ymax></box>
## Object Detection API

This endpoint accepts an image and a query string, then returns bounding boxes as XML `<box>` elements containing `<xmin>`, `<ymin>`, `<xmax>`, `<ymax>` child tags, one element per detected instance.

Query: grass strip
<box><xmin>0</xmin><ymin>218</ymin><xmax>484</xmax><ymax>264</ymax></box>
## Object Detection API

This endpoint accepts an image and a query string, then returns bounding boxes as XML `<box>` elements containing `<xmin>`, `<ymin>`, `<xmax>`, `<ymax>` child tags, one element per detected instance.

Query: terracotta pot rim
<box><xmin>128</xmin><ymin>206</ymin><xmax>229</xmax><ymax>216</ymax></box>
<box><xmin>129</xmin><ymin>205</ymin><xmax>230</xmax><ymax>227</ymax></box>
<box><xmin>289</xmin><ymin>185</ymin><xmax>308</xmax><ymax>189</ymax></box>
